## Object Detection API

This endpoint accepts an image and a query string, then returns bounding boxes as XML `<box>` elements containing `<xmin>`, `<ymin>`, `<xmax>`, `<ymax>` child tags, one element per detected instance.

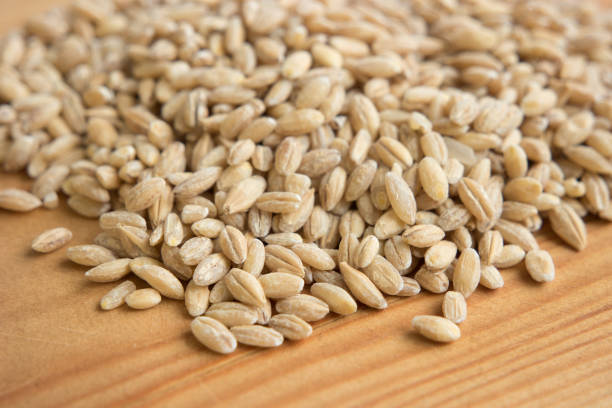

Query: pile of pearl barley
<box><xmin>1</xmin><ymin>0</ymin><xmax>611</xmax><ymax>350</ymax></box>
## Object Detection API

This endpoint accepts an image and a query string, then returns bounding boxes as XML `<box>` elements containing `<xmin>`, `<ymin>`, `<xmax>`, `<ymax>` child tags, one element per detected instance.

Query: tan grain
<box><xmin>415</xmin><ymin>267</ymin><xmax>449</xmax><ymax>294</ymax></box>
<box><xmin>185</xmin><ymin>280</ymin><xmax>210</xmax><ymax>317</ymax></box>
<box><xmin>339</xmin><ymin>262</ymin><xmax>387</xmax><ymax>309</ymax></box>
<box><xmin>31</xmin><ymin>227</ymin><xmax>72</xmax><ymax>253</ymax></box>
<box><xmin>402</xmin><ymin>224</ymin><xmax>445</xmax><ymax>248</ymax></box>
<box><xmin>191</xmin><ymin>316</ymin><xmax>237</xmax><ymax>354</ymax></box>
<box><xmin>205</xmin><ymin>302</ymin><xmax>258</xmax><ymax>327</ymax></box>
<box><xmin>480</xmin><ymin>265</ymin><xmax>504</xmax><ymax>289</ymax></box>
<box><xmin>269</xmin><ymin>314</ymin><xmax>313</xmax><ymax>341</ymax></box>
<box><xmin>67</xmin><ymin>244</ymin><xmax>116</xmax><ymax>266</ymax></box>
<box><xmin>231</xmin><ymin>325</ymin><xmax>284</xmax><ymax>348</ymax></box>
<box><xmin>193</xmin><ymin>253</ymin><xmax>231</xmax><ymax>286</ymax></box>
<box><xmin>525</xmin><ymin>249</ymin><xmax>555</xmax><ymax>283</ymax></box>
<box><xmin>125</xmin><ymin>288</ymin><xmax>162</xmax><ymax>310</ymax></box>
<box><xmin>397</xmin><ymin>277</ymin><xmax>421</xmax><ymax>297</ymax></box>
<box><xmin>85</xmin><ymin>258</ymin><xmax>131</xmax><ymax>283</ymax></box>
<box><xmin>452</xmin><ymin>248</ymin><xmax>481</xmax><ymax>298</ymax></box>
<box><xmin>493</xmin><ymin>245</ymin><xmax>526</xmax><ymax>269</ymax></box>
<box><xmin>412</xmin><ymin>315</ymin><xmax>461</xmax><ymax>343</ymax></box>
<box><xmin>258</xmin><ymin>272</ymin><xmax>304</xmax><ymax>299</ymax></box>
<box><xmin>131</xmin><ymin>264</ymin><xmax>185</xmax><ymax>300</ymax></box>
<box><xmin>549</xmin><ymin>203</ymin><xmax>588</xmax><ymax>251</ymax></box>
<box><xmin>224</xmin><ymin>268</ymin><xmax>267</xmax><ymax>308</ymax></box>
<box><xmin>100</xmin><ymin>281</ymin><xmax>137</xmax><ymax>311</ymax></box>
<box><xmin>0</xmin><ymin>188</ymin><xmax>42</xmax><ymax>212</ymax></box>
<box><xmin>275</xmin><ymin>294</ymin><xmax>330</xmax><ymax>322</ymax></box>
<box><xmin>442</xmin><ymin>291</ymin><xmax>467</xmax><ymax>324</ymax></box>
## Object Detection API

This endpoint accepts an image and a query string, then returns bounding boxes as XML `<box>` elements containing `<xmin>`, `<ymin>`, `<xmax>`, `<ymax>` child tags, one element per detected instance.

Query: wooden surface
<box><xmin>1</xmin><ymin>2</ymin><xmax>612</xmax><ymax>407</ymax></box>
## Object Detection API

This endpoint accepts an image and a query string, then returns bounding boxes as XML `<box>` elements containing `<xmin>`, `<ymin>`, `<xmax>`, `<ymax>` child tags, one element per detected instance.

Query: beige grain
<box><xmin>0</xmin><ymin>188</ymin><xmax>42</xmax><ymax>211</ymax></box>
<box><xmin>67</xmin><ymin>244</ymin><xmax>116</xmax><ymax>266</ymax></box>
<box><xmin>549</xmin><ymin>203</ymin><xmax>587</xmax><ymax>251</ymax></box>
<box><xmin>525</xmin><ymin>249</ymin><xmax>555</xmax><ymax>283</ymax></box>
<box><xmin>397</xmin><ymin>277</ymin><xmax>421</xmax><ymax>297</ymax></box>
<box><xmin>256</xmin><ymin>192</ymin><xmax>301</xmax><ymax>213</ymax></box>
<box><xmin>311</xmin><ymin>282</ymin><xmax>358</xmax><ymax>315</ymax></box>
<box><xmin>85</xmin><ymin>258</ymin><xmax>131</xmax><ymax>283</ymax></box>
<box><xmin>268</xmin><ymin>314</ymin><xmax>313</xmax><ymax>341</ymax></box>
<box><xmin>179</xmin><ymin>237</ymin><xmax>214</xmax><ymax>266</ymax></box>
<box><xmin>493</xmin><ymin>245</ymin><xmax>526</xmax><ymax>269</ymax></box>
<box><xmin>402</xmin><ymin>224</ymin><xmax>445</xmax><ymax>248</ymax></box>
<box><xmin>425</xmin><ymin>241</ymin><xmax>457</xmax><ymax>270</ymax></box>
<box><xmin>231</xmin><ymin>325</ymin><xmax>284</xmax><ymax>348</ymax></box>
<box><xmin>339</xmin><ymin>262</ymin><xmax>387</xmax><ymax>309</ymax></box>
<box><xmin>264</xmin><ymin>244</ymin><xmax>305</xmax><ymax>277</ymax></box>
<box><xmin>452</xmin><ymin>248</ymin><xmax>481</xmax><ymax>298</ymax></box>
<box><xmin>31</xmin><ymin>227</ymin><xmax>72</xmax><ymax>253</ymax></box>
<box><xmin>478</xmin><ymin>230</ymin><xmax>504</xmax><ymax>266</ymax></box>
<box><xmin>219</xmin><ymin>226</ymin><xmax>248</xmax><ymax>264</ymax></box>
<box><xmin>442</xmin><ymin>291</ymin><xmax>467</xmax><ymax>324</ymax></box>
<box><xmin>412</xmin><ymin>315</ymin><xmax>461</xmax><ymax>343</ymax></box>
<box><xmin>193</xmin><ymin>253</ymin><xmax>231</xmax><ymax>286</ymax></box>
<box><xmin>419</xmin><ymin>157</ymin><xmax>448</xmax><ymax>202</ymax></box>
<box><xmin>191</xmin><ymin>316</ymin><xmax>237</xmax><ymax>354</ymax></box>
<box><xmin>275</xmin><ymin>294</ymin><xmax>330</xmax><ymax>322</ymax></box>
<box><xmin>415</xmin><ymin>267</ymin><xmax>449</xmax><ymax>294</ymax></box>
<box><xmin>131</xmin><ymin>264</ymin><xmax>185</xmax><ymax>300</ymax></box>
<box><xmin>125</xmin><ymin>177</ymin><xmax>166</xmax><ymax>212</ymax></box>
<box><xmin>100</xmin><ymin>281</ymin><xmax>137</xmax><ymax>311</ymax></box>
<box><xmin>205</xmin><ymin>302</ymin><xmax>258</xmax><ymax>327</ymax></box>
<box><xmin>291</xmin><ymin>243</ymin><xmax>335</xmax><ymax>271</ymax></box>
<box><xmin>185</xmin><ymin>280</ymin><xmax>210</xmax><ymax>317</ymax></box>
<box><xmin>384</xmin><ymin>171</ymin><xmax>417</xmax><ymax>225</ymax></box>
<box><xmin>258</xmin><ymin>272</ymin><xmax>304</xmax><ymax>299</ymax></box>
<box><xmin>125</xmin><ymin>288</ymin><xmax>162</xmax><ymax>310</ymax></box>
<box><xmin>224</xmin><ymin>268</ymin><xmax>267</xmax><ymax>308</ymax></box>
<box><xmin>480</xmin><ymin>265</ymin><xmax>504</xmax><ymax>289</ymax></box>
<box><xmin>494</xmin><ymin>219</ymin><xmax>539</xmax><ymax>252</ymax></box>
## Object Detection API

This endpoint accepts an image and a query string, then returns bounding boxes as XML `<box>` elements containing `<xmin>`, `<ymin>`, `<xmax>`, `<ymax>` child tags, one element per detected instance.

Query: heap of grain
<box><xmin>0</xmin><ymin>0</ymin><xmax>610</xmax><ymax>349</ymax></box>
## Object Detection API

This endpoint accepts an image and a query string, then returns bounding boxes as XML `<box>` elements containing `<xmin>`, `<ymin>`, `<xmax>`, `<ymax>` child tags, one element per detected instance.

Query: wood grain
<box><xmin>0</xmin><ymin>1</ymin><xmax>611</xmax><ymax>407</ymax></box>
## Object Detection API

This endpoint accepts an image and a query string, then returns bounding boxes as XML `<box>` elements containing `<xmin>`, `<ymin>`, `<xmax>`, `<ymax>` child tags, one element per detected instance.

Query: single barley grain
<box><xmin>442</xmin><ymin>291</ymin><xmax>467</xmax><ymax>324</ymax></box>
<box><xmin>397</xmin><ymin>277</ymin><xmax>421</xmax><ymax>297</ymax></box>
<box><xmin>205</xmin><ymin>302</ymin><xmax>258</xmax><ymax>327</ymax></box>
<box><xmin>412</xmin><ymin>315</ymin><xmax>461</xmax><ymax>343</ymax></box>
<box><xmin>310</xmin><ymin>282</ymin><xmax>358</xmax><ymax>315</ymax></box>
<box><xmin>67</xmin><ymin>244</ymin><xmax>116</xmax><ymax>266</ymax></box>
<box><xmin>494</xmin><ymin>245</ymin><xmax>526</xmax><ymax>269</ymax></box>
<box><xmin>224</xmin><ymin>268</ymin><xmax>267</xmax><ymax>308</ymax></box>
<box><xmin>0</xmin><ymin>188</ymin><xmax>42</xmax><ymax>211</ymax></box>
<box><xmin>185</xmin><ymin>280</ymin><xmax>210</xmax><ymax>317</ymax></box>
<box><xmin>31</xmin><ymin>227</ymin><xmax>72</xmax><ymax>253</ymax></box>
<box><xmin>525</xmin><ymin>249</ymin><xmax>555</xmax><ymax>283</ymax></box>
<box><xmin>415</xmin><ymin>268</ymin><xmax>449</xmax><ymax>294</ymax></box>
<box><xmin>258</xmin><ymin>272</ymin><xmax>304</xmax><ymax>299</ymax></box>
<box><xmin>100</xmin><ymin>281</ymin><xmax>137</xmax><ymax>311</ymax></box>
<box><xmin>275</xmin><ymin>294</ymin><xmax>330</xmax><ymax>322</ymax></box>
<box><xmin>269</xmin><ymin>314</ymin><xmax>313</xmax><ymax>340</ymax></box>
<box><xmin>85</xmin><ymin>259</ymin><xmax>131</xmax><ymax>283</ymax></box>
<box><xmin>339</xmin><ymin>262</ymin><xmax>387</xmax><ymax>309</ymax></box>
<box><xmin>131</xmin><ymin>264</ymin><xmax>185</xmax><ymax>300</ymax></box>
<box><xmin>231</xmin><ymin>325</ymin><xmax>284</xmax><ymax>348</ymax></box>
<box><xmin>191</xmin><ymin>316</ymin><xmax>237</xmax><ymax>354</ymax></box>
<box><xmin>453</xmin><ymin>248</ymin><xmax>481</xmax><ymax>298</ymax></box>
<box><xmin>480</xmin><ymin>265</ymin><xmax>504</xmax><ymax>289</ymax></box>
<box><xmin>193</xmin><ymin>253</ymin><xmax>231</xmax><ymax>286</ymax></box>
<box><xmin>125</xmin><ymin>288</ymin><xmax>162</xmax><ymax>310</ymax></box>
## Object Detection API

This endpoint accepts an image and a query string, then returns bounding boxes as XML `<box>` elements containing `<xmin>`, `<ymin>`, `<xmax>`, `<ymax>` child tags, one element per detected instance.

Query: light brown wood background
<box><xmin>1</xmin><ymin>2</ymin><xmax>612</xmax><ymax>407</ymax></box>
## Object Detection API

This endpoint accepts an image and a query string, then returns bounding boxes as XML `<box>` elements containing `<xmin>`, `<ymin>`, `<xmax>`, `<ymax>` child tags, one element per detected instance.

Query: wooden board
<box><xmin>1</xmin><ymin>2</ymin><xmax>611</xmax><ymax>407</ymax></box>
